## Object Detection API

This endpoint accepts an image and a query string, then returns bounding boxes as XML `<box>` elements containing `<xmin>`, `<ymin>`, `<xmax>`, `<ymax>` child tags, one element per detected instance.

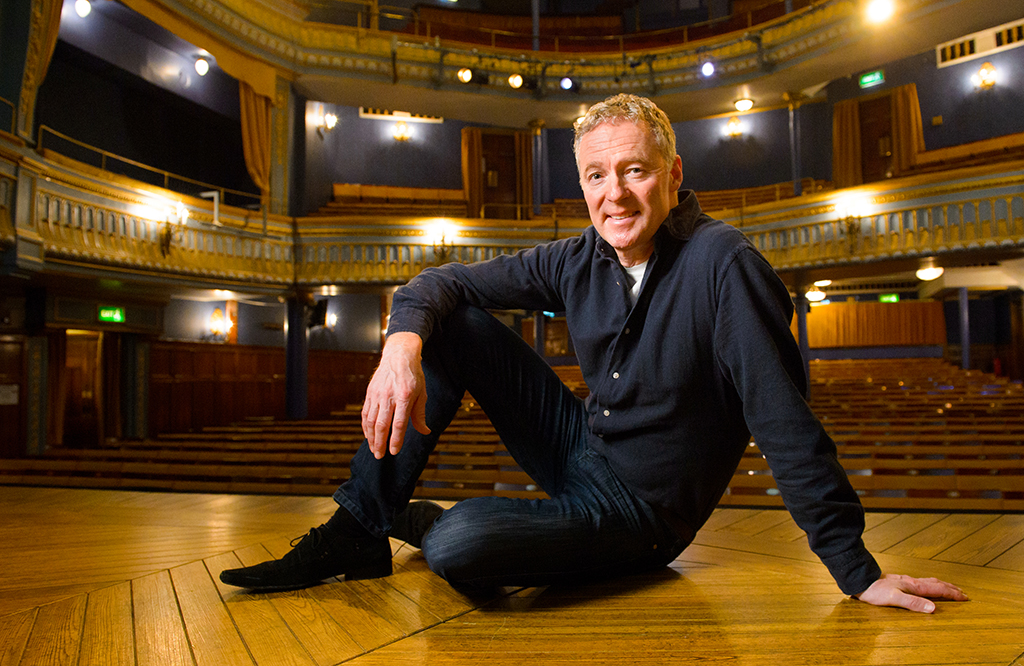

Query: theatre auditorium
<box><xmin>1</xmin><ymin>0</ymin><xmax>1023</xmax><ymax>663</ymax></box>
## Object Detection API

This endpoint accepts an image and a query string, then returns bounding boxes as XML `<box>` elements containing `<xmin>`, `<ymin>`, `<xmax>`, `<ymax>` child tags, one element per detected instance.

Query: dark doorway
<box><xmin>859</xmin><ymin>94</ymin><xmax>893</xmax><ymax>184</ymax></box>
<box><xmin>481</xmin><ymin>133</ymin><xmax>519</xmax><ymax>219</ymax></box>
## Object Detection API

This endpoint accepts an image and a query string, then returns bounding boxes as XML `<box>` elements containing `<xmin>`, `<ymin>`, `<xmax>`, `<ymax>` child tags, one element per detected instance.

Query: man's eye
<box><xmin>587</xmin><ymin>173</ymin><xmax>603</xmax><ymax>182</ymax></box>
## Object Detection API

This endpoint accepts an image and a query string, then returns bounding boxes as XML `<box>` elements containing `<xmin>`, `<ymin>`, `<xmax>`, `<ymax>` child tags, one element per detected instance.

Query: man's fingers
<box><xmin>907</xmin><ymin>577</ymin><xmax>968</xmax><ymax>601</ymax></box>
<box><xmin>890</xmin><ymin>590</ymin><xmax>936</xmax><ymax>614</ymax></box>
<box><xmin>389</xmin><ymin>401</ymin><xmax>411</xmax><ymax>457</ymax></box>
<box><xmin>411</xmin><ymin>390</ymin><xmax>431</xmax><ymax>436</ymax></box>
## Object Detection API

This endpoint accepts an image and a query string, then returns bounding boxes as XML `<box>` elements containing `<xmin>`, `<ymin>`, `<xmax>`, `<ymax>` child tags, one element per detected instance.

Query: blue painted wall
<box><xmin>547</xmin><ymin>100</ymin><xmax>833</xmax><ymax>199</ymax></box>
<box><xmin>827</xmin><ymin>46</ymin><xmax>1024</xmax><ymax>150</ymax></box>
<box><xmin>162</xmin><ymin>295</ymin><xmax>380</xmax><ymax>352</ymax></box>
<box><xmin>294</xmin><ymin>100</ymin><xmax>474</xmax><ymax>215</ymax></box>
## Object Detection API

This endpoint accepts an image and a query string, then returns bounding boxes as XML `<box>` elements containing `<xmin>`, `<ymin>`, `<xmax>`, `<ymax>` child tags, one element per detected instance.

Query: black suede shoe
<box><xmin>219</xmin><ymin>525</ymin><xmax>392</xmax><ymax>591</ymax></box>
<box><xmin>390</xmin><ymin>500</ymin><xmax>444</xmax><ymax>549</ymax></box>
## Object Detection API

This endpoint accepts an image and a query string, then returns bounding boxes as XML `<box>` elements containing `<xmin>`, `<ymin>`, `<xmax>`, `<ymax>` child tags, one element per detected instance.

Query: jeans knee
<box><xmin>420</xmin><ymin>507</ymin><xmax>492</xmax><ymax>586</ymax></box>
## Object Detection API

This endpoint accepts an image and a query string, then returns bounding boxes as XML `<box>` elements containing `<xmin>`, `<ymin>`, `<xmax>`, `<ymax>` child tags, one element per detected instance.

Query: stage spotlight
<box><xmin>75</xmin><ymin>0</ymin><xmax>91</xmax><ymax>17</ymax></box>
<box><xmin>509</xmin><ymin>73</ymin><xmax>523</xmax><ymax>89</ymax></box>
<box><xmin>560</xmin><ymin>76</ymin><xmax>580</xmax><ymax>93</ymax></box>
<box><xmin>457</xmin><ymin>68</ymin><xmax>485</xmax><ymax>84</ymax></box>
<box><xmin>701</xmin><ymin>61</ymin><xmax>715</xmax><ymax>77</ymax></box>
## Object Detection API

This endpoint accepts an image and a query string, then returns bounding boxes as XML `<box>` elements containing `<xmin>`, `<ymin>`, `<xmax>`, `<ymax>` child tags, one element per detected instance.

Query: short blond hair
<box><xmin>573</xmin><ymin>94</ymin><xmax>677</xmax><ymax>171</ymax></box>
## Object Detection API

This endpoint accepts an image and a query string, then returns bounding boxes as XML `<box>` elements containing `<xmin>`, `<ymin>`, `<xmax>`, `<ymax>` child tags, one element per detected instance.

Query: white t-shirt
<box><xmin>623</xmin><ymin>261</ymin><xmax>648</xmax><ymax>306</ymax></box>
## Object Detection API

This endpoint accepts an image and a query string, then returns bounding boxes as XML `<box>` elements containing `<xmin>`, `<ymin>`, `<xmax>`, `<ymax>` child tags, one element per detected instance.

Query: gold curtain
<box><xmin>891</xmin><ymin>83</ymin><xmax>927</xmax><ymax>175</ymax></box>
<box><xmin>514</xmin><ymin>131</ymin><xmax>533</xmax><ymax>217</ymax></box>
<box><xmin>239</xmin><ymin>82</ymin><xmax>271</xmax><ymax>199</ymax></box>
<box><xmin>461</xmin><ymin>127</ymin><xmax>483</xmax><ymax>218</ymax></box>
<box><xmin>831</xmin><ymin>98</ymin><xmax>862</xmax><ymax>189</ymax></box>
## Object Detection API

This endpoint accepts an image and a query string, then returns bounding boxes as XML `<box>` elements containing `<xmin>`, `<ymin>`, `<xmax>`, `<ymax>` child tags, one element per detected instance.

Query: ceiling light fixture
<box><xmin>865</xmin><ymin>0</ymin><xmax>895</xmax><ymax>24</ymax></box>
<box><xmin>734</xmin><ymin>98</ymin><xmax>754</xmax><ymax>112</ymax></box>
<box><xmin>805</xmin><ymin>286</ymin><xmax>827</xmax><ymax>302</ymax></box>
<box><xmin>194</xmin><ymin>57</ymin><xmax>210</xmax><ymax>76</ymax></box>
<box><xmin>916</xmin><ymin>258</ymin><xmax>944</xmax><ymax>281</ymax></box>
<box><xmin>75</xmin><ymin>0</ymin><xmax>91</xmax><ymax>18</ymax></box>
<box><xmin>813</xmin><ymin>279</ymin><xmax>832</xmax><ymax>287</ymax></box>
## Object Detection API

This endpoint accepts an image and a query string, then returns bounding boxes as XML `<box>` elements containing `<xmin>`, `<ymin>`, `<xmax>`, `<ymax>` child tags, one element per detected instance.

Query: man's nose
<box><xmin>606</xmin><ymin>175</ymin><xmax>628</xmax><ymax>200</ymax></box>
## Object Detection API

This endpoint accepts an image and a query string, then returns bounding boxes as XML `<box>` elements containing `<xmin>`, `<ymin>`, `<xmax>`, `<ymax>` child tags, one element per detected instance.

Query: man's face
<box><xmin>577</xmin><ymin>120</ymin><xmax>683</xmax><ymax>267</ymax></box>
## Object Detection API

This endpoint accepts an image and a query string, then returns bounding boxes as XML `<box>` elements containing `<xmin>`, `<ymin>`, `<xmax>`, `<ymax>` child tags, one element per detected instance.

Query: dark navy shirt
<box><xmin>389</xmin><ymin>192</ymin><xmax>881</xmax><ymax>595</ymax></box>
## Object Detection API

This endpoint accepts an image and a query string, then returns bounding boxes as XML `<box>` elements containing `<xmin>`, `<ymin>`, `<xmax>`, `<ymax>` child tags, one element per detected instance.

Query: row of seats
<box><xmin>0</xmin><ymin>359</ymin><xmax>1021</xmax><ymax>510</ymax></box>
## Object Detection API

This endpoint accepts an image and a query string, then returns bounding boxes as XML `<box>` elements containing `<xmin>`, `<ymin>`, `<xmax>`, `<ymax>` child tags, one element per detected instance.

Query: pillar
<box><xmin>786</xmin><ymin>93</ymin><xmax>803</xmax><ymax>197</ymax></box>
<box><xmin>794</xmin><ymin>290</ymin><xmax>811</xmax><ymax>394</ymax></box>
<box><xmin>533</xmin><ymin>311</ymin><xmax>546</xmax><ymax>358</ymax></box>
<box><xmin>286</xmin><ymin>296</ymin><xmax>309</xmax><ymax>419</ymax></box>
<box><xmin>529</xmin><ymin>119</ymin><xmax>547</xmax><ymax>218</ymax></box>
<box><xmin>959</xmin><ymin>287</ymin><xmax>970</xmax><ymax>370</ymax></box>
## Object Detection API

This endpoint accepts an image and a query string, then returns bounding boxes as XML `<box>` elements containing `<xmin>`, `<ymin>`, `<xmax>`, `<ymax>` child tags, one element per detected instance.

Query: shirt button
<box><xmin>624</xmin><ymin>328</ymin><xmax>631</xmax><ymax>335</ymax></box>
<box><xmin>603</xmin><ymin>409</ymin><xmax>610</xmax><ymax>416</ymax></box>
<box><xmin>613</xmin><ymin>372</ymin><xmax>620</xmax><ymax>379</ymax></box>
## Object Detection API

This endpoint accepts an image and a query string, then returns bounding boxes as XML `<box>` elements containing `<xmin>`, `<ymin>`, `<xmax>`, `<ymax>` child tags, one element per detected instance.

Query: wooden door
<box><xmin>481</xmin><ymin>133</ymin><xmax>519</xmax><ymax>219</ymax></box>
<box><xmin>63</xmin><ymin>330</ymin><xmax>102</xmax><ymax>448</ymax></box>
<box><xmin>0</xmin><ymin>340</ymin><xmax>24</xmax><ymax>457</ymax></box>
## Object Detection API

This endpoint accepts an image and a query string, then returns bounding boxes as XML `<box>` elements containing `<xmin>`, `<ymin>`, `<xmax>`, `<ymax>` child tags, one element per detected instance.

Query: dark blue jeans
<box><xmin>334</xmin><ymin>305</ymin><xmax>686</xmax><ymax>589</ymax></box>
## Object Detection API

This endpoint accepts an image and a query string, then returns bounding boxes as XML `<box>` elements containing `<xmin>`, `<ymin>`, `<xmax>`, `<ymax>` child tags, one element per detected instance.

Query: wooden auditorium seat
<box><xmin>1</xmin><ymin>359</ymin><xmax>1021</xmax><ymax>510</ymax></box>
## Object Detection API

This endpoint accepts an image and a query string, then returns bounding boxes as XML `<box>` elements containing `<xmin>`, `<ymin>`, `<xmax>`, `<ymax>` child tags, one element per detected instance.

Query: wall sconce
<box><xmin>315</xmin><ymin>104</ymin><xmax>338</xmax><ymax>139</ymax></box>
<box><xmin>916</xmin><ymin>257</ymin><xmax>944</xmax><ymax>281</ymax></box>
<box><xmin>734</xmin><ymin>98</ymin><xmax>754</xmax><ymax>112</ymax></box>
<box><xmin>393</xmin><ymin>120</ymin><xmax>411</xmax><ymax>141</ymax></box>
<box><xmin>971</xmin><ymin>62</ymin><xmax>996</xmax><ymax>89</ymax></box>
<box><xmin>426</xmin><ymin>221</ymin><xmax>459</xmax><ymax>264</ymax></box>
<box><xmin>208</xmin><ymin>307</ymin><xmax>232</xmax><ymax>338</ymax></box>
<box><xmin>725</xmin><ymin>116</ymin><xmax>743</xmax><ymax>137</ymax></box>
<box><xmin>158</xmin><ymin>202</ymin><xmax>189</xmax><ymax>257</ymax></box>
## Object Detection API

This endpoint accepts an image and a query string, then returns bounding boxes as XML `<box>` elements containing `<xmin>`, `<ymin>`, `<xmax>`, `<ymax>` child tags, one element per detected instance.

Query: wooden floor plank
<box><xmin>882</xmin><ymin>513</ymin><xmax>1002</xmax><ymax>560</ymax></box>
<box><xmin>15</xmin><ymin>595</ymin><xmax>87</xmax><ymax>666</ymax></box>
<box><xmin>0</xmin><ymin>609</ymin><xmax>35</xmax><ymax>666</ymax></box>
<box><xmin>132</xmin><ymin>570</ymin><xmax>196</xmax><ymax>666</ymax></box>
<box><xmin>934</xmin><ymin>515</ymin><xmax>1024</xmax><ymax>567</ymax></box>
<box><xmin>77</xmin><ymin>582</ymin><xmax>134</xmax><ymax>666</ymax></box>
<box><xmin>986</xmin><ymin>539</ymin><xmax>1024</xmax><ymax>573</ymax></box>
<box><xmin>170</xmin><ymin>560</ymin><xmax>255</xmax><ymax>666</ymax></box>
<box><xmin>232</xmin><ymin>543</ymin><xmax>366</xmax><ymax>666</ymax></box>
<box><xmin>717</xmin><ymin>509</ymin><xmax>794</xmax><ymax>536</ymax></box>
<box><xmin>860</xmin><ymin>512</ymin><xmax>949</xmax><ymax>552</ymax></box>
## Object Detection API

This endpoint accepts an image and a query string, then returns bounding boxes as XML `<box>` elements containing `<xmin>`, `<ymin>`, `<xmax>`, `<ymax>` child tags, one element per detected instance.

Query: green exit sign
<box><xmin>879</xmin><ymin>293</ymin><xmax>899</xmax><ymax>303</ymax></box>
<box><xmin>98</xmin><ymin>306</ymin><xmax>125</xmax><ymax>323</ymax></box>
<box><xmin>859</xmin><ymin>70</ymin><xmax>885</xmax><ymax>88</ymax></box>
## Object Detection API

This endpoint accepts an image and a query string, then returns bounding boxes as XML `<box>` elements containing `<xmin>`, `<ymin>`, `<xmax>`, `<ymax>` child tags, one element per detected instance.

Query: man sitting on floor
<box><xmin>221</xmin><ymin>94</ymin><xmax>965</xmax><ymax>613</ymax></box>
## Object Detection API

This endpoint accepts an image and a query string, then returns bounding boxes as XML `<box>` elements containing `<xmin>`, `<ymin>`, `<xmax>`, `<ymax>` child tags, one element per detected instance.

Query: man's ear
<box><xmin>670</xmin><ymin>155</ymin><xmax>684</xmax><ymax>190</ymax></box>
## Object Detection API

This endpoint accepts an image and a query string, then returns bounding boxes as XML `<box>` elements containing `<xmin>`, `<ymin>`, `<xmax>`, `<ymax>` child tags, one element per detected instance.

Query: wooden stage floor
<box><xmin>1</xmin><ymin>486</ymin><xmax>1022</xmax><ymax>666</ymax></box>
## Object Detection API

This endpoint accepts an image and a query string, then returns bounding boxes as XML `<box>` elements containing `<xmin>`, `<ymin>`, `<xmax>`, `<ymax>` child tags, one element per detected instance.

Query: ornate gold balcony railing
<box><xmin>724</xmin><ymin>165</ymin><xmax>1024</xmax><ymax>272</ymax></box>
<box><xmin>7</xmin><ymin>142</ymin><xmax>1024</xmax><ymax>290</ymax></box>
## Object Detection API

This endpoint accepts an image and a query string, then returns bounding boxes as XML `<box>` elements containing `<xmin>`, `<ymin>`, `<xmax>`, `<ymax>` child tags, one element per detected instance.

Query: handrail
<box><xmin>0</xmin><ymin>96</ymin><xmax>14</xmax><ymax>135</ymax></box>
<box><xmin>36</xmin><ymin>125</ymin><xmax>261</xmax><ymax>207</ymax></box>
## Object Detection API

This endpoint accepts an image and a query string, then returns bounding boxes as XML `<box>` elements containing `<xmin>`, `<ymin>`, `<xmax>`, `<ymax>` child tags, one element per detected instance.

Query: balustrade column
<box><xmin>785</xmin><ymin>93</ymin><xmax>803</xmax><ymax>197</ymax></box>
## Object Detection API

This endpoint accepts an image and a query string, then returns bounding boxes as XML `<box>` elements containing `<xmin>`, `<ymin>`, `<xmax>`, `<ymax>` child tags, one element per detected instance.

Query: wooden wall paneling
<box><xmin>0</xmin><ymin>340</ymin><xmax>24</xmax><ymax>457</ymax></box>
<box><xmin>805</xmin><ymin>300</ymin><xmax>946</xmax><ymax>348</ymax></box>
<box><xmin>191</xmin><ymin>348</ymin><xmax>218</xmax><ymax>430</ymax></box>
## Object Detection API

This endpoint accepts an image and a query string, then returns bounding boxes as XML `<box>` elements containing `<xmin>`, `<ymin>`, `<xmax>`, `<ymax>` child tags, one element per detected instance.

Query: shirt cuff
<box><xmin>820</xmin><ymin>543</ymin><xmax>883</xmax><ymax>596</ymax></box>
